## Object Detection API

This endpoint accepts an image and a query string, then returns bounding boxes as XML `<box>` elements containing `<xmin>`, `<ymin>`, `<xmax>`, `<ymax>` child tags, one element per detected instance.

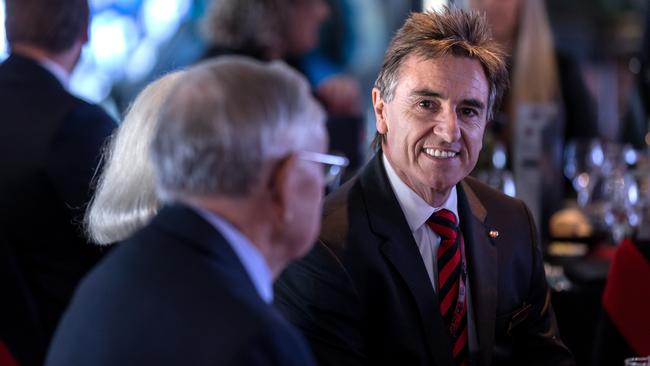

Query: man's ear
<box><xmin>268</xmin><ymin>154</ymin><xmax>299</xmax><ymax>223</ymax></box>
<box><xmin>81</xmin><ymin>9</ymin><xmax>90</xmax><ymax>44</ymax></box>
<box><xmin>81</xmin><ymin>28</ymin><xmax>89</xmax><ymax>45</ymax></box>
<box><xmin>372</xmin><ymin>88</ymin><xmax>388</xmax><ymax>135</ymax></box>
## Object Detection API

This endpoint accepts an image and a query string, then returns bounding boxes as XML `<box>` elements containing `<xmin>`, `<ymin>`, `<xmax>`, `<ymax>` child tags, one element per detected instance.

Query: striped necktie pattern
<box><xmin>427</xmin><ymin>209</ymin><xmax>469</xmax><ymax>366</ymax></box>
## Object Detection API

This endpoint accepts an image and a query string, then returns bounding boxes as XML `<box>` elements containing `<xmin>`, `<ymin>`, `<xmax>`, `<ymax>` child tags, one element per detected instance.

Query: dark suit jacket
<box><xmin>0</xmin><ymin>54</ymin><xmax>115</xmax><ymax>365</ymax></box>
<box><xmin>275</xmin><ymin>153</ymin><xmax>574</xmax><ymax>366</ymax></box>
<box><xmin>46</xmin><ymin>204</ymin><xmax>316</xmax><ymax>366</ymax></box>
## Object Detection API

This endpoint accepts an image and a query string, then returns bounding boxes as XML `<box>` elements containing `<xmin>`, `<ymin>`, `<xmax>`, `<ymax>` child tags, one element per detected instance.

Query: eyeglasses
<box><xmin>298</xmin><ymin>151</ymin><xmax>350</xmax><ymax>189</ymax></box>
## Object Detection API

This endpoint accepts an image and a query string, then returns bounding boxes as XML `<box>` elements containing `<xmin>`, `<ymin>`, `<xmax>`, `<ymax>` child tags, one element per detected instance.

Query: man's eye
<box><xmin>418</xmin><ymin>100</ymin><xmax>433</xmax><ymax>109</ymax></box>
<box><xmin>460</xmin><ymin>108</ymin><xmax>478</xmax><ymax>117</ymax></box>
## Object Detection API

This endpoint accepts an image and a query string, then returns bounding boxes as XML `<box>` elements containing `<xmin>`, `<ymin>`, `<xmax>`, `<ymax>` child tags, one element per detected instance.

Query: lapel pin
<box><xmin>489</xmin><ymin>230</ymin><xmax>499</xmax><ymax>239</ymax></box>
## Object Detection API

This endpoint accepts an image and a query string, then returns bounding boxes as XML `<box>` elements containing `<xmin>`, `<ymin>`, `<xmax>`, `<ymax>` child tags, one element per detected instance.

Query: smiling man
<box><xmin>275</xmin><ymin>8</ymin><xmax>575</xmax><ymax>366</ymax></box>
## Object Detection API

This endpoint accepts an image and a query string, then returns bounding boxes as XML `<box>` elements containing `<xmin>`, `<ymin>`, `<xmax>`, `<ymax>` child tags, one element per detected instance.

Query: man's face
<box><xmin>373</xmin><ymin>54</ymin><xmax>489</xmax><ymax>206</ymax></box>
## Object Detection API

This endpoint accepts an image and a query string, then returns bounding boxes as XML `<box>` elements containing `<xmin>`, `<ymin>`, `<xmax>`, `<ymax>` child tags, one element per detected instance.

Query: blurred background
<box><xmin>1</xmin><ymin>0</ymin><xmax>648</xmax><ymax>164</ymax></box>
<box><xmin>0</xmin><ymin>0</ymin><xmax>417</xmax><ymax>120</ymax></box>
<box><xmin>2</xmin><ymin>0</ymin><xmax>650</xmax><ymax>364</ymax></box>
<box><xmin>1</xmin><ymin>0</ymin><xmax>647</xmax><ymax>155</ymax></box>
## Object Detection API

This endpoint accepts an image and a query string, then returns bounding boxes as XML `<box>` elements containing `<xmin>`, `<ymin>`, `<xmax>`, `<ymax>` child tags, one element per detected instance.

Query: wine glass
<box><xmin>587</xmin><ymin>162</ymin><xmax>640</xmax><ymax>243</ymax></box>
<box><xmin>564</xmin><ymin>138</ymin><xmax>604</xmax><ymax>207</ymax></box>
<box><xmin>625</xmin><ymin>356</ymin><xmax>650</xmax><ymax>366</ymax></box>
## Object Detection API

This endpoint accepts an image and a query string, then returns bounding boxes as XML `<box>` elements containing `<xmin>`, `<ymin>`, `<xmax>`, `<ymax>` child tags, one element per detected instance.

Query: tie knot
<box><xmin>426</xmin><ymin>209</ymin><xmax>458</xmax><ymax>241</ymax></box>
<box><xmin>430</xmin><ymin>208</ymin><xmax>458</xmax><ymax>226</ymax></box>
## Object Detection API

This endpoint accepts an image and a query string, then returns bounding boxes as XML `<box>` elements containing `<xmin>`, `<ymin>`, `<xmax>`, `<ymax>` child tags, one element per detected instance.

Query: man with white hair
<box><xmin>46</xmin><ymin>56</ymin><xmax>347</xmax><ymax>365</ymax></box>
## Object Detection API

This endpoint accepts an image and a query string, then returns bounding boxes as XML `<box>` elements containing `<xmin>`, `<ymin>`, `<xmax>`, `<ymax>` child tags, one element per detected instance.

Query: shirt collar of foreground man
<box><xmin>195</xmin><ymin>207</ymin><xmax>274</xmax><ymax>303</ymax></box>
<box><xmin>274</xmin><ymin>7</ymin><xmax>575</xmax><ymax>366</ymax></box>
<box><xmin>383</xmin><ymin>153</ymin><xmax>459</xmax><ymax>232</ymax></box>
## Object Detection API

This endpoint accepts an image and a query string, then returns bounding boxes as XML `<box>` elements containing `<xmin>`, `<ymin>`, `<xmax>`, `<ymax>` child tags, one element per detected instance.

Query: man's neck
<box><xmin>383</xmin><ymin>153</ymin><xmax>453</xmax><ymax>207</ymax></box>
<box><xmin>183</xmin><ymin>195</ymin><xmax>284</xmax><ymax>277</ymax></box>
<box><xmin>11</xmin><ymin>42</ymin><xmax>78</xmax><ymax>75</ymax></box>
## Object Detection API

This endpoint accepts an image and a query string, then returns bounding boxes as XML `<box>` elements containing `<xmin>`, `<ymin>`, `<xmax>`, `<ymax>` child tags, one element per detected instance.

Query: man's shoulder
<box><xmin>320</xmin><ymin>175</ymin><xmax>366</xmax><ymax>247</ymax></box>
<box><xmin>0</xmin><ymin>61</ymin><xmax>114</xmax><ymax>141</ymax></box>
<box><xmin>64</xmin><ymin>95</ymin><xmax>116</xmax><ymax>131</ymax></box>
<box><xmin>42</xmin><ymin>96</ymin><xmax>116</xmax><ymax>159</ymax></box>
<box><xmin>52</xmin><ymin>232</ymin><xmax>308</xmax><ymax>365</ymax></box>
<box><xmin>75</xmin><ymin>218</ymin><xmax>267</xmax><ymax>322</ymax></box>
<box><xmin>462</xmin><ymin>175</ymin><xmax>526</xmax><ymax>213</ymax></box>
<box><xmin>0</xmin><ymin>55</ymin><xmax>67</xmax><ymax>97</ymax></box>
<box><xmin>461</xmin><ymin>176</ymin><xmax>536</xmax><ymax>242</ymax></box>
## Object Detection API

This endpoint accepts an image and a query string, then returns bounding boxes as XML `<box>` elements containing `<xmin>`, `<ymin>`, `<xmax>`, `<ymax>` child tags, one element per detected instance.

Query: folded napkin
<box><xmin>602</xmin><ymin>239</ymin><xmax>650</xmax><ymax>356</ymax></box>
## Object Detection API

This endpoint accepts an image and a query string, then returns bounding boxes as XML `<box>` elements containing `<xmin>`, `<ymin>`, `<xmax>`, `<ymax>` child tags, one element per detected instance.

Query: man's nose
<box><xmin>433</xmin><ymin>108</ymin><xmax>461</xmax><ymax>143</ymax></box>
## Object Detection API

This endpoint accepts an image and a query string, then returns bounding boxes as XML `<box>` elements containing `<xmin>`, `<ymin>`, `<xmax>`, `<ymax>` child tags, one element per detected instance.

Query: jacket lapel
<box><xmin>361</xmin><ymin>154</ymin><xmax>454</xmax><ymax>366</ymax></box>
<box><xmin>458</xmin><ymin>181</ymin><xmax>497</xmax><ymax>366</ymax></box>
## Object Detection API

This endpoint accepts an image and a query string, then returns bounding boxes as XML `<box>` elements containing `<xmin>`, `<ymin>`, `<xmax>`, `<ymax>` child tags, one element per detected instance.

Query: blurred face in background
<box><xmin>470</xmin><ymin>0</ymin><xmax>521</xmax><ymax>47</ymax></box>
<box><xmin>286</xmin><ymin>0</ymin><xmax>330</xmax><ymax>56</ymax></box>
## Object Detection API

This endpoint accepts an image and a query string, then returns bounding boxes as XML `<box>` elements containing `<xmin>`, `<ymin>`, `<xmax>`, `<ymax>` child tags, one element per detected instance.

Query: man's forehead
<box><xmin>397</xmin><ymin>54</ymin><xmax>489</xmax><ymax>102</ymax></box>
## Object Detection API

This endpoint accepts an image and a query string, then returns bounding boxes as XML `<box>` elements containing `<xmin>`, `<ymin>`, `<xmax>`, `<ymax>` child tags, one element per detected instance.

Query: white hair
<box><xmin>84</xmin><ymin>71</ymin><xmax>185</xmax><ymax>245</ymax></box>
<box><xmin>151</xmin><ymin>56</ymin><xmax>326</xmax><ymax>202</ymax></box>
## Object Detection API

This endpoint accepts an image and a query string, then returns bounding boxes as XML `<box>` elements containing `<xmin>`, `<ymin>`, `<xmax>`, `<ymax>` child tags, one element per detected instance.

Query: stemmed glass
<box><xmin>589</xmin><ymin>165</ymin><xmax>640</xmax><ymax>243</ymax></box>
<box><xmin>625</xmin><ymin>356</ymin><xmax>650</xmax><ymax>366</ymax></box>
<box><xmin>566</xmin><ymin>140</ymin><xmax>642</xmax><ymax>243</ymax></box>
<box><xmin>563</xmin><ymin>138</ymin><xmax>604</xmax><ymax>207</ymax></box>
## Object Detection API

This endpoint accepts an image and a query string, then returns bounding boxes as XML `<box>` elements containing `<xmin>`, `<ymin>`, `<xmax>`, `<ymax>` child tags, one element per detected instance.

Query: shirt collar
<box><xmin>382</xmin><ymin>154</ymin><xmax>459</xmax><ymax>231</ymax></box>
<box><xmin>38</xmin><ymin>58</ymin><xmax>70</xmax><ymax>89</ymax></box>
<box><xmin>193</xmin><ymin>207</ymin><xmax>274</xmax><ymax>304</ymax></box>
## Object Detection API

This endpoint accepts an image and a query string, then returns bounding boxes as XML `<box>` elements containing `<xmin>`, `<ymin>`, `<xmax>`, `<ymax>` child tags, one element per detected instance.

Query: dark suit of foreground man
<box><xmin>46</xmin><ymin>57</ymin><xmax>331</xmax><ymax>365</ymax></box>
<box><xmin>0</xmin><ymin>1</ymin><xmax>115</xmax><ymax>365</ymax></box>
<box><xmin>275</xmin><ymin>8</ymin><xmax>574</xmax><ymax>366</ymax></box>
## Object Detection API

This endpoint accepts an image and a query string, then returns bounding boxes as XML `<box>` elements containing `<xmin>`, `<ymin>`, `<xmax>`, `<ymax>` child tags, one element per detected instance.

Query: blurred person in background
<box><xmin>201</xmin><ymin>0</ymin><xmax>364</xmax><ymax>177</ymax></box>
<box><xmin>275</xmin><ymin>8</ymin><xmax>573</xmax><ymax>366</ymax></box>
<box><xmin>469</xmin><ymin>0</ymin><xmax>599</xmax><ymax>238</ymax></box>
<box><xmin>46</xmin><ymin>57</ymin><xmax>335</xmax><ymax>366</ymax></box>
<box><xmin>84</xmin><ymin>71</ymin><xmax>184</xmax><ymax>245</ymax></box>
<box><xmin>621</xmin><ymin>3</ymin><xmax>650</xmax><ymax>149</ymax></box>
<box><xmin>0</xmin><ymin>0</ymin><xmax>116</xmax><ymax>365</ymax></box>
<box><xmin>469</xmin><ymin>0</ymin><xmax>598</xmax><ymax>148</ymax></box>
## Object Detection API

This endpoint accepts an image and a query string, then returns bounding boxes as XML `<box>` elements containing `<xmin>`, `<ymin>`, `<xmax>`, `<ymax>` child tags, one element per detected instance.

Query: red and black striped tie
<box><xmin>427</xmin><ymin>209</ymin><xmax>469</xmax><ymax>366</ymax></box>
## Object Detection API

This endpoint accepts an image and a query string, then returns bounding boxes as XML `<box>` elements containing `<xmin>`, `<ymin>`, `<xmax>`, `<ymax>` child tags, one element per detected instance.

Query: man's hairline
<box><xmin>380</xmin><ymin>53</ymin><xmax>493</xmax><ymax>114</ymax></box>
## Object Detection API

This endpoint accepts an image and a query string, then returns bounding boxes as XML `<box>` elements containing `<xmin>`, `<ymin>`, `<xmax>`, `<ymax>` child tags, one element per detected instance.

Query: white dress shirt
<box><xmin>382</xmin><ymin>154</ymin><xmax>478</xmax><ymax>352</ymax></box>
<box><xmin>195</xmin><ymin>207</ymin><xmax>274</xmax><ymax>304</ymax></box>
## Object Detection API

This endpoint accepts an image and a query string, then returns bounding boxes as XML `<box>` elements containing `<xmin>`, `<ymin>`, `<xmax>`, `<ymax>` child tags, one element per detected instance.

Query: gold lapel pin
<box><xmin>489</xmin><ymin>230</ymin><xmax>499</xmax><ymax>239</ymax></box>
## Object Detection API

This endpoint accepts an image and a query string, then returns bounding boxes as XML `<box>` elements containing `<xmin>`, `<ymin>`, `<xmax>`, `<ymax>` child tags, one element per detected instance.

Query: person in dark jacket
<box><xmin>275</xmin><ymin>8</ymin><xmax>575</xmax><ymax>366</ymax></box>
<box><xmin>0</xmin><ymin>1</ymin><xmax>115</xmax><ymax>365</ymax></box>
